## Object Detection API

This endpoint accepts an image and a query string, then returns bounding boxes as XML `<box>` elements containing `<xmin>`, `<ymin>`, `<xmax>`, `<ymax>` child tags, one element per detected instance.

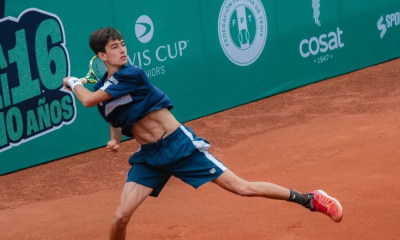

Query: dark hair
<box><xmin>89</xmin><ymin>27</ymin><xmax>123</xmax><ymax>54</ymax></box>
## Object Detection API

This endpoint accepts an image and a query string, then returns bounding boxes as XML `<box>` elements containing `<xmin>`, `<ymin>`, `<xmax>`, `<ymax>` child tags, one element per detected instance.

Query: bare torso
<box><xmin>131</xmin><ymin>108</ymin><xmax>180</xmax><ymax>144</ymax></box>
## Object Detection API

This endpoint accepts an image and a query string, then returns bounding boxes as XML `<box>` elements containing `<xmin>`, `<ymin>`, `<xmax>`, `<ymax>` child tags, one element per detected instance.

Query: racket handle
<box><xmin>80</xmin><ymin>78</ymin><xmax>88</xmax><ymax>84</ymax></box>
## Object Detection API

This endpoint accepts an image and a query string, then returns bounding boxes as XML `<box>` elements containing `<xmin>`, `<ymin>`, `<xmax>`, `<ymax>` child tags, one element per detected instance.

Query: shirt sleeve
<box><xmin>100</xmin><ymin>66</ymin><xmax>141</xmax><ymax>99</ymax></box>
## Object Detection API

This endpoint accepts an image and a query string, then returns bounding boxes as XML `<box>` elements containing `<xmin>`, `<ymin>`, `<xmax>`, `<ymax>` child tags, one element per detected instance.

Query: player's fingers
<box><xmin>107</xmin><ymin>145</ymin><xmax>119</xmax><ymax>152</ymax></box>
<box><xmin>112</xmin><ymin>144</ymin><xmax>120</xmax><ymax>150</ymax></box>
<box><xmin>63</xmin><ymin>84</ymin><xmax>71</xmax><ymax>91</ymax></box>
<box><xmin>106</xmin><ymin>144</ymin><xmax>114</xmax><ymax>149</ymax></box>
<box><xmin>106</xmin><ymin>142</ymin><xmax>119</xmax><ymax>151</ymax></box>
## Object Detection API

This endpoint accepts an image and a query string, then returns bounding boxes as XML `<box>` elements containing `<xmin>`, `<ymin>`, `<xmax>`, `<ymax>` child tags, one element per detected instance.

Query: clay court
<box><xmin>1</xmin><ymin>59</ymin><xmax>399</xmax><ymax>240</ymax></box>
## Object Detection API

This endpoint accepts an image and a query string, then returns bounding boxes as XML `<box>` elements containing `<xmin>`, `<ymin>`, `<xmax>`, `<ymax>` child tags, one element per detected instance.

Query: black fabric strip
<box><xmin>0</xmin><ymin>0</ymin><xmax>5</xmax><ymax>19</ymax></box>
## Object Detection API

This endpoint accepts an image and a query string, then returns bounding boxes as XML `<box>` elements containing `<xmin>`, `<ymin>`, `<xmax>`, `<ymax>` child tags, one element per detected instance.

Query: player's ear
<box><xmin>98</xmin><ymin>52</ymin><xmax>107</xmax><ymax>61</ymax></box>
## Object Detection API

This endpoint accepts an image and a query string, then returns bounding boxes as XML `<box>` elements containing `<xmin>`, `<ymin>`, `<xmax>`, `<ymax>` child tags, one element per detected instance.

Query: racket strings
<box><xmin>91</xmin><ymin>58</ymin><xmax>107</xmax><ymax>80</ymax></box>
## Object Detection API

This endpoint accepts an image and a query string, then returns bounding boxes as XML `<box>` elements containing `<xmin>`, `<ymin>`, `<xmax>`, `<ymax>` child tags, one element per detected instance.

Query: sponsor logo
<box><xmin>299</xmin><ymin>1</ymin><xmax>344</xmax><ymax>64</ymax></box>
<box><xmin>377</xmin><ymin>11</ymin><xmax>400</xmax><ymax>39</ymax></box>
<box><xmin>135</xmin><ymin>15</ymin><xmax>154</xmax><ymax>43</ymax></box>
<box><xmin>210</xmin><ymin>168</ymin><xmax>216</xmax><ymax>174</ymax></box>
<box><xmin>128</xmin><ymin>15</ymin><xmax>189</xmax><ymax>78</ymax></box>
<box><xmin>218</xmin><ymin>0</ymin><xmax>268</xmax><ymax>66</ymax></box>
<box><xmin>377</xmin><ymin>16</ymin><xmax>387</xmax><ymax>39</ymax></box>
<box><xmin>109</xmin><ymin>76</ymin><xmax>119</xmax><ymax>85</ymax></box>
<box><xmin>299</xmin><ymin>27</ymin><xmax>344</xmax><ymax>58</ymax></box>
<box><xmin>0</xmin><ymin>8</ymin><xmax>75</xmax><ymax>153</ymax></box>
<box><xmin>312</xmin><ymin>0</ymin><xmax>321</xmax><ymax>26</ymax></box>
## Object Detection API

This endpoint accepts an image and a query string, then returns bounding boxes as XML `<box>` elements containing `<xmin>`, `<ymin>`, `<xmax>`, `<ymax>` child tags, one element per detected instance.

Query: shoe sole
<box><xmin>316</xmin><ymin>190</ymin><xmax>343</xmax><ymax>223</ymax></box>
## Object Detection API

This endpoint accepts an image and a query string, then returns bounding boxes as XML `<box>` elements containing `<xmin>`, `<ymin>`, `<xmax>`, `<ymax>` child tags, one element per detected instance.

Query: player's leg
<box><xmin>167</xmin><ymin>125</ymin><xmax>342</xmax><ymax>222</ymax></box>
<box><xmin>211</xmin><ymin>169</ymin><xmax>291</xmax><ymax>200</ymax></box>
<box><xmin>212</xmin><ymin>170</ymin><xmax>343</xmax><ymax>222</ymax></box>
<box><xmin>109</xmin><ymin>182</ymin><xmax>152</xmax><ymax>240</ymax></box>
<box><xmin>110</xmin><ymin>163</ymin><xmax>171</xmax><ymax>240</ymax></box>
<box><xmin>164</xmin><ymin>126</ymin><xmax>294</xmax><ymax>201</ymax></box>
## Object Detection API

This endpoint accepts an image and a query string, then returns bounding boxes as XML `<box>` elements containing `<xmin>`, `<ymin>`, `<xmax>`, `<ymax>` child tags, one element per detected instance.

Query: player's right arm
<box><xmin>63</xmin><ymin>76</ymin><xmax>112</xmax><ymax>107</ymax></box>
<box><xmin>107</xmin><ymin>124</ymin><xmax>122</xmax><ymax>152</ymax></box>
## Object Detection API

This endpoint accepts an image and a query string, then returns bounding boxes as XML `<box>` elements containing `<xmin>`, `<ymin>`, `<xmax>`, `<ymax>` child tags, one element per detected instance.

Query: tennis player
<box><xmin>63</xmin><ymin>27</ymin><xmax>343</xmax><ymax>240</ymax></box>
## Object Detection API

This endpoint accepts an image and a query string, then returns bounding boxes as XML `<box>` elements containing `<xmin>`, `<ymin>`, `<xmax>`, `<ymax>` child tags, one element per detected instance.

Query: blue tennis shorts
<box><xmin>126</xmin><ymin>124</ymin><xmax>227</xmax><ymax>197</ymax></box>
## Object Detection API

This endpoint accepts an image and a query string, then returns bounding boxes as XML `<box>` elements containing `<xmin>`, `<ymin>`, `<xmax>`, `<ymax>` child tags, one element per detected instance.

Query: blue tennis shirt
<box><xmin>93</xmin><ymin>65</ymin><xmax>173</xmax><ymax>137</ymax></box>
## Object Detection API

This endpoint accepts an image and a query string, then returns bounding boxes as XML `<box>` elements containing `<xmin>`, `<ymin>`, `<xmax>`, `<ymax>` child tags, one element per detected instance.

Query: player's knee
<box><xmin>112</xmin><ymin>213</ymin><xmax>131</xmax><ymax>228</ymax></box>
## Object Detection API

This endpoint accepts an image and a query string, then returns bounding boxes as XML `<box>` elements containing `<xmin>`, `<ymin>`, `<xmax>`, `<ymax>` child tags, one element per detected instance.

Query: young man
<box><xmin>63</xmin><ymin>27</ymin><xmax>343</xmax><ymax>240</ymax></box>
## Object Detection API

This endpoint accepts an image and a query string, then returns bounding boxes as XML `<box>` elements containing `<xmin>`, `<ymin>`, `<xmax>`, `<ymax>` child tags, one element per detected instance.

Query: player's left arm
<box><xmin>63</xmin><ymin>76</ymin><xmax>112</xmax><ymax>107</ymax></box>
<box><xmin>110</xmin><ymin>124</ymin><xmax>123</xmax><ymax>143</ymax></box>
<box><xmin>107</xmin><ymin>124</ymin><xmax>122</xmax><ymax>152</ymax></box>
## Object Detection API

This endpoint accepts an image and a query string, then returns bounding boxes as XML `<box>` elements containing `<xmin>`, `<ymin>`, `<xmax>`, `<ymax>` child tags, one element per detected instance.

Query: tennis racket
<box><xmin>80</xmin><ymin>55</ymin><xmax>107</xmax><ymax>84</ymax></box>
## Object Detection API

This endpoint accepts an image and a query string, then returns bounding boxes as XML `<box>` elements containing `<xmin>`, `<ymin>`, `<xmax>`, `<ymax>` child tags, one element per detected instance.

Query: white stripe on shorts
<box><xmin>180</xmin><ymin>125</ymin><xmax>227</xmax><ymax>171</ymax></box>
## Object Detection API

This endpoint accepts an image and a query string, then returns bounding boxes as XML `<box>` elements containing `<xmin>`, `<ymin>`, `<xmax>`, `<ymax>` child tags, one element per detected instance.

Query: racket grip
<box><xmin>80</xmin><ymin>78</ymin><xmax>88</xmax><ymax>84</ymax></box>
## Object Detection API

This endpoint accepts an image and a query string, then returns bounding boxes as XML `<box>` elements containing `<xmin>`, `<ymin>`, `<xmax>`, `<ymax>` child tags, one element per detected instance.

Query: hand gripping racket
<box><xmin>80</xmin><ymin>55</ymin><xmax>107</xmax><ymax>84</ymax></box>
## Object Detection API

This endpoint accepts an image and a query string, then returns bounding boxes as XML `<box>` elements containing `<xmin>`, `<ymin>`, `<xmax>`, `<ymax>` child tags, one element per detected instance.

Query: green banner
<box><xmin>1</xmin><ymin>0</ymin><xmax>400</xmax><ymax>175</ymax></box>
<box><xmin>112</xmin><ymin>0</ymin><xmax>211</xmax><ymax>120</ymax></box>
<box><xmin>0</xmin><ymin>2</ymin><xmax>115</xmax><ymax>174</ymax></box>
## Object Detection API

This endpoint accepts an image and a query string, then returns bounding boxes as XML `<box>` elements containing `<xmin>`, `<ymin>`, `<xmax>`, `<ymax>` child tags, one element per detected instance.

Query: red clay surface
<box><xmin>1</xmin><ymin>59</ymin><xmax>400</xmax><ymax>240</ymax></box>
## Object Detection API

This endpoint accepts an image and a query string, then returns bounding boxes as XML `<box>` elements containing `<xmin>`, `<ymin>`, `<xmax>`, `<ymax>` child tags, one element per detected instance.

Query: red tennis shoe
<box><xmin>306</xmin><ymin>190</ymin><xmax>343</xmax><ymax>223</ymax></box>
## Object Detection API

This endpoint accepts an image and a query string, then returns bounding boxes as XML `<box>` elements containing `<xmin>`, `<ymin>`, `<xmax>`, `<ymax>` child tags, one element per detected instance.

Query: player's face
<box><xmin>103</xmin><ymin>39</ymin><xmax>128</xmax><ymax>66</ymax></box>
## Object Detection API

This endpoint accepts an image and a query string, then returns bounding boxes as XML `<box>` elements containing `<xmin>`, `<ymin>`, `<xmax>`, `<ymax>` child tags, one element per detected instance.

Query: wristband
<box><xmin>67</xmin><ymin>77</ymin><xmax>83</xmax><ymax>91</ymax></box>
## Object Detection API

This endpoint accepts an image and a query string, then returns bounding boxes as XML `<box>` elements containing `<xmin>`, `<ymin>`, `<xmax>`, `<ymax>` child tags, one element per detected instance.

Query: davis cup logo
<box><xmin>135</xmin><ymin>15</ymin><xmax>154</xmax><ymax>43</ymax></box>
<box><xmin>218</xmin><ymin>0</ymin><xmax>267</xmax><ymax>66</ymax></box>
